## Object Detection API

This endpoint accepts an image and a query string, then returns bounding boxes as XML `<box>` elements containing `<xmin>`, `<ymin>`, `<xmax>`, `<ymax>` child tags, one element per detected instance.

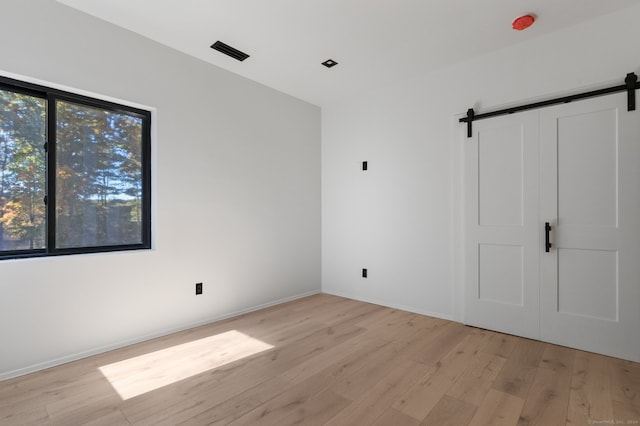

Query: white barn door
<box><xmin>539</xmin><ymin>94</ymin><xmax>640</xmax><ymax>362</ymax></box>
<box><xmin>464</xmin><ymin>111</ymin><xmax>540</xmax><ymax>340</ymax></box>
<box><xmin>465</xmin><ymin>92</ymin><xmax>640</xmax><ymax>362</ymax></box>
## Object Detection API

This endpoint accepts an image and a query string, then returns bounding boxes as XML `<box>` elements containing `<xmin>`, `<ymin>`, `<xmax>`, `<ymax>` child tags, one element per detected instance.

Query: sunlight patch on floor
<box><xmin>99</xmin><ymin>330</ymin><xmax>274</xmax><ymax>400</ymax></box>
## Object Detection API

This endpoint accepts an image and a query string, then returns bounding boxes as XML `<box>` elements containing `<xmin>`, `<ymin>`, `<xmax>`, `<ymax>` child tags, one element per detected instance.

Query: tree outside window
<box><xmin>0</xmin><ymin>78</ymin><xmax>150</xmax><ymax>259</ymax></box>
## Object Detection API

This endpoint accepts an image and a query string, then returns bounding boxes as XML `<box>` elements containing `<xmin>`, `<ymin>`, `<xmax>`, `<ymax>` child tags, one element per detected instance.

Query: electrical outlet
<box><xmin>362</xmin><ymin>268</ymin><xmax>368</xmax><ymax>278</ymax></box>
<box><xmin>195</xmin><ymin>282</ymin><xmax>203</xmax><ymax>295</ymax></box>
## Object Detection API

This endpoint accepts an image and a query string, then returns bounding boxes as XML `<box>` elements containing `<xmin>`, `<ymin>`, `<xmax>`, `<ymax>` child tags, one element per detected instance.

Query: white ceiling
<box><xmin>57</xmin><ymin>0</ymin><xmax>639</xmax><ymax>106</ymax></box>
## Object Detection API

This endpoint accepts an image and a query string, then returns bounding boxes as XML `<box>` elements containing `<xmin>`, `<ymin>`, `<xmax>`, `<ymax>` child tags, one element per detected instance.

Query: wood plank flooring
<box><xmin>1</xmin><ymin>294</ymin><xmax>639</xmax><ymax>425</ymax></box>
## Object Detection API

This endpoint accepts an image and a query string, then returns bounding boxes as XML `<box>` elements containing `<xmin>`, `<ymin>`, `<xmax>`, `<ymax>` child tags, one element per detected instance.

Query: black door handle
<box><xmin>545</xmin><ymin>222</ymin><xmax>552</xmax><ymax>252</ymax></box>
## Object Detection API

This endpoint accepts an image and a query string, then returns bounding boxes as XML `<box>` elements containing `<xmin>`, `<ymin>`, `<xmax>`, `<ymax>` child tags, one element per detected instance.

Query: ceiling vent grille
<box><xmin>210</xmin><ymin>41</ymin><xmax>250</xmax><ymax>61</ymax></box>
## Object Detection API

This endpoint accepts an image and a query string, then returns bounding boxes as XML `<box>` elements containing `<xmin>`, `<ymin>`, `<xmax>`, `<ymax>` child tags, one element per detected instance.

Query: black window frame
<box><xmin>0</xmin><ymin>75</ymin><xmax>151</xmax><ymax>260</ymax></box>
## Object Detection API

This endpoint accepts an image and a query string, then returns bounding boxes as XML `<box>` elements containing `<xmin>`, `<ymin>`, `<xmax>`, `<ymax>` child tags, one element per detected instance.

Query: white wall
<box><xmin>0</xmin><ymin>0</ymin><xmax>320</xmax><ymax>379</ymax></box>
<box><xmin>322</xmin><ymin>5</ymin><xmax>640</xmax><ymax>321</ymax></box>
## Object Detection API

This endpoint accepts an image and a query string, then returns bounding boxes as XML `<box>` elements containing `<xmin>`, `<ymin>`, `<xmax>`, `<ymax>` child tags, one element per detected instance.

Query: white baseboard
<box><xmin>322</xmin><ymin>289</ymin><xmax>455</xmax><ymax>322</ymax></box>
<box><xmin>0</xmin><ymin>289</ymin><xmax>320</xmax><ymax>382</ymax></box>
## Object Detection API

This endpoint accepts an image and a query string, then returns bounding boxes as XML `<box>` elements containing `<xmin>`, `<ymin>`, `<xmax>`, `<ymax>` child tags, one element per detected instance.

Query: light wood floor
<box><xmin>1</xmin><ymin>294</ymin><xmax>640</xmax><ymax>425</ymax></box>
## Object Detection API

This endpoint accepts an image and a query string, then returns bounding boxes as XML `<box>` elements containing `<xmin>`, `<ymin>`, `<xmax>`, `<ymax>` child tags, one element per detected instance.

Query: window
<box><xmin>0</xmin><ymin>76</ymin><xmax>151</xmax><ymax>259</ymax></box>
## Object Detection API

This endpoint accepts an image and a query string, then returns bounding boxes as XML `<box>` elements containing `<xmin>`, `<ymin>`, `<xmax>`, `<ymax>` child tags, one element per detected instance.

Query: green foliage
<box><xmin>55</xmin><ymin>100</ymin><xmax>143</xmax><ymax>248</ymax></box>
<box><xmin>0</xmin><ymin>90</ymin><xmax>144</xmax><ymax>252</ymax></box>
<box><xmin>0</xmin><ymin>90</ymin><xmax>46</xmax><ymax>250</ymax></box>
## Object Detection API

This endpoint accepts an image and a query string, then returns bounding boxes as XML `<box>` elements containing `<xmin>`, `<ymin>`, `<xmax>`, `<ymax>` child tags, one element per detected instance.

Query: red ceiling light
<box><xmin>512</xmin><ymin>14</ymin><xmax>536</xmax><ymax>31</ymax></box>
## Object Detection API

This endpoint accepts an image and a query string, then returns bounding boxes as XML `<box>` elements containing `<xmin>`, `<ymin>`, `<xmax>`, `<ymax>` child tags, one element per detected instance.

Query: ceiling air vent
<box><xmin>210</xmin><ymin>41</ymin><xmax>250</xmax><ymax>62</ymax></box>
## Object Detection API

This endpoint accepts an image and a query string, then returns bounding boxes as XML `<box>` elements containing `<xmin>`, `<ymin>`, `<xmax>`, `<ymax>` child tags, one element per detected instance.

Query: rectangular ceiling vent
<box><xmin>210</xmin><ymin>41</ymin><xmax>250</xmax><ymax>62</ymax></box>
